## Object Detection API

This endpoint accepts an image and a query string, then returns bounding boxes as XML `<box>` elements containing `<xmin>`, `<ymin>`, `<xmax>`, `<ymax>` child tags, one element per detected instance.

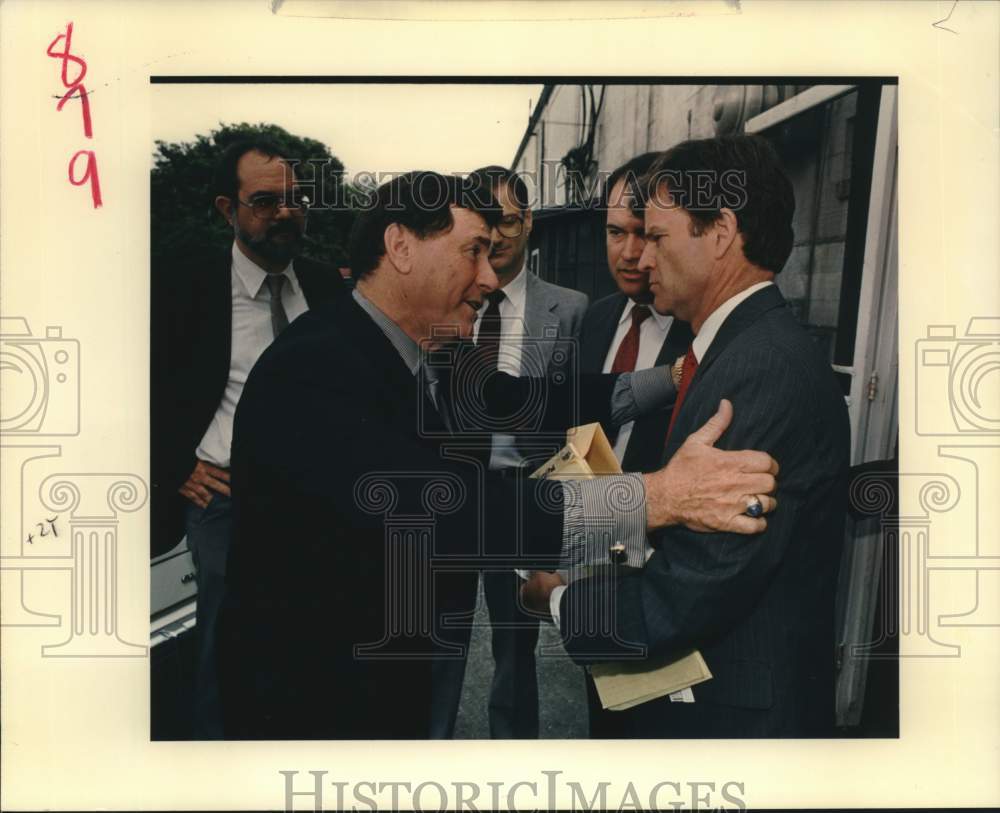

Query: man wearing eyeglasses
<box><xmin>150</xmin><ymin>139</ymin><xmax>343</xmax><ymax>738</ymax></box>
<box><xmin>431</xmin><ymin>166</ymin><xmax>588</xmax><ymax>740</ymax></box>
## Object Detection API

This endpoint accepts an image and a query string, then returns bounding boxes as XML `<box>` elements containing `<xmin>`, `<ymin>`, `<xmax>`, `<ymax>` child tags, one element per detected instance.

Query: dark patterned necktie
<box><xmin>265</xmin><ymin>274</ymin><xmax>289</xmax><ymax>338</ymax></box>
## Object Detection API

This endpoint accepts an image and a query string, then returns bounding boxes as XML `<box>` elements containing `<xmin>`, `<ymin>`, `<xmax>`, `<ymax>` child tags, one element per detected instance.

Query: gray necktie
<box><xmin>265</xmin><ymin>274</ymin><xmax>289</xmax><ymax>338</ymax></box>
<box><xmin>423</xmin><ymin>366</ymin><xmax>453</xmax><ymax>432</ymax></box>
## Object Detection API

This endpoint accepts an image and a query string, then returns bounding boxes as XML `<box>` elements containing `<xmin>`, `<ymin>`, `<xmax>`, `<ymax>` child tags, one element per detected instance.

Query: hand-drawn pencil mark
<box><xmin>932</xmin><ymin>0</ymin><xmax>959</xmax><ymax>34</ymax></box>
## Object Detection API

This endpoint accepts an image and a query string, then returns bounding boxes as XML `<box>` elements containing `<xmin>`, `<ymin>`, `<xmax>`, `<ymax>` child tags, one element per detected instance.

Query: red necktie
<box><xmin>610</xmin><ymin>305</ymin><xmax>651</xmax><ymax>374</ymax></box>
<box><xmin>665</xmin><ymin>345</ymin><xmax>698</xmax><ymax>445</ymax></box>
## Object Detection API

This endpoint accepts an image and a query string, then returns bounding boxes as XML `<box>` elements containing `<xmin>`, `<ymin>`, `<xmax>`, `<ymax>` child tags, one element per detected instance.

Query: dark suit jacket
<box><xmin>216</xmin><ymin>293</ymin><xmax>619</xmax><ymax>739</ymax></box>
<box><xmin>579</xmin><ymin>292</ymin><xmax>693</xmax><ymax>472</ymax></box>
<box><xmin>562</xmin><ymin>285</ymin><xmax>850</xmax><ymax>737</ymax></box>
<box><xmin>149</xmin><ymin>250</ymin><xmax>343</xmax><ymax>557</ymax></box>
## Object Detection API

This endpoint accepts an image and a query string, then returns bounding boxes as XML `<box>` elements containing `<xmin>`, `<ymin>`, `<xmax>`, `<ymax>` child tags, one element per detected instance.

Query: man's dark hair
<box><xmin>468</xmin><ymin>165</ymin><xmax>531</xmax><ymax>212</ymax></box>
<box><xmin>348</xmin><ymin>170</ymin><xmax>501</xmax><ymax>280</ymax></box>
<box><xmin>640</xmin><ymin>134</ymin><xmax>795</xmax><ymax>273</ymax></box>
<box><xmin>602</xmin><ymin>151</ymin><xmax>660</xmax><ymax>211</ymax></box>
<box><xmin>212</xmin><ymin>139</ymin><xmax>289</xmax><ymax>203</ymax></box>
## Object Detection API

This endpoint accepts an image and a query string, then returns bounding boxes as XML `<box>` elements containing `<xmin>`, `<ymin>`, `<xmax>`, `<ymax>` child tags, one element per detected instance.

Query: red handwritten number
<box><xmin>47</xmin><ymin>22</ymin><xmax>101</xmax><ymax>209</ymax></box>
<box><xmin>46</xmin><ymin>22</ymin><xmax>92</xmax><ymax>138</ymax></box>
<box><xmin>69</xmin><ymin>150</ymin><xmax>102</xmax><ymax>209</ymax></box>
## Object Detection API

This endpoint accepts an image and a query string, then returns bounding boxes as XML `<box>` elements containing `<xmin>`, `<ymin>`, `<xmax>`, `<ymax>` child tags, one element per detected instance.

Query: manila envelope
<box><xmin>530</xmin><ymin>422</ymin><xmax>713</xmax><ymax>711</ymax></box>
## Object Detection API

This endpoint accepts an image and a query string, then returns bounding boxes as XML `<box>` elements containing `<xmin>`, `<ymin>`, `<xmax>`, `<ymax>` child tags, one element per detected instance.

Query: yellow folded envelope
<box><xmin>530</xmin><ymin>422</ymin><xmax>713</xmax><ymax>711</ymax></box>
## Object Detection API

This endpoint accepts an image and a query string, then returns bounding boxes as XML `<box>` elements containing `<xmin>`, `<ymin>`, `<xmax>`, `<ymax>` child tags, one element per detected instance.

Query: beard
<box><xmin>236</xmin><ymin>221</ymin><xmax>304</xmax><ymax>265</ymax></box>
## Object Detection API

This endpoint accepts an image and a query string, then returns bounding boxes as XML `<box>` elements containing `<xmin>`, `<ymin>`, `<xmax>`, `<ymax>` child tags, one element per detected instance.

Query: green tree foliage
<box><xmin>151</xmin><ymin>122</ymin><xmax>356</xmax><ymax>268</ymax></box>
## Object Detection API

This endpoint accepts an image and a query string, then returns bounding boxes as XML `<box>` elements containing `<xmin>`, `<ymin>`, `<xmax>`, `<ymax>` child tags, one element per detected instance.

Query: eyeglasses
<box><xmin>236</xmin><ymin>191</ymin><xmax>311</xmax><ymax>219</ymax></box>
<box><xmin>495</xmin><ymin>214</ymin><xmax>524</xmax><ymax>238</ymax></box>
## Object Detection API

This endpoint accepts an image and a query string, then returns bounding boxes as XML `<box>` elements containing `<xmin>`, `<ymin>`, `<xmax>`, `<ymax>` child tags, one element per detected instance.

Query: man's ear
<box><xmin>383</xmin><ymin>223</ymin><xmax>413</xmax><ymax>274</ymax></box>
<box><xmin>215</xmin><ymin>195</ymin><xmax>235</xmax><ymax>226</ymax></box>
<box><xmin>712</xmin><ymin>207</ymin><xmax>740</xmax><ymax>260</ymax></box>
<box><xmin>522</xmin><ymin>207</ymin><xmax>533</xmax><ymax>237</ymax></box>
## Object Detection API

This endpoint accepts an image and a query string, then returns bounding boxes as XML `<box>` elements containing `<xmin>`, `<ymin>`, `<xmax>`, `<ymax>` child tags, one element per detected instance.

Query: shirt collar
<box><xmin>497</xmin><ymin>259</ymin><xmax>528</xmax><ymax>314</ymax></box>
<box><xmin>691</xmin><ymin>281</ymin><xmax>774</xmax><ymax>362</ymax></box>
<box><xmin>231</xmin><ymin>242</ymin><xmax>299</xmax><ymax>299</ymax></box>
<box><xmin>618</xmin><ymin>297</ymin><xmax>672</xmax><ymax>330</ymax></box>
<box><xmin>352</xmin><ymin>288</ymin><xmax>422</xmax><ymax>375</ymax></box>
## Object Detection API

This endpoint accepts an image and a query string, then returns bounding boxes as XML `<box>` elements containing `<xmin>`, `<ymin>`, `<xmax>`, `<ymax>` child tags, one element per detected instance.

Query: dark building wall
<box><xmin>528</xmin><ymin>206</ymin><xmax>610</xmax><ymax>302</ymax></box>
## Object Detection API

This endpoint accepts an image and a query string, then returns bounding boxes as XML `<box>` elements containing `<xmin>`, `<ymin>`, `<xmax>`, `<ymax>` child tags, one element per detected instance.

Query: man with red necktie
<box><xmin>575</xmin><ymin>152</ymin><xmax>693</xmax><ymax>733</ymax></box>
<box><xmin>525</xmin><ymin>134</ymin><xmax>850</xmax><ymax>738</ymax></box>
<box><xmin>578</xmin><ymin>152</ymin><xmax>693</xmax><ymax>473</ymax></box>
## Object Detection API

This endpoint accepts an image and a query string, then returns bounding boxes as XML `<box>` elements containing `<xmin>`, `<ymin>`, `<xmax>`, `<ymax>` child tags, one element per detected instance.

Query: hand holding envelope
<box><xmin>522</xmin><ymin>419</ymin><xmax>713</xmax><ymax>710</ymax></box>
<box><xmin>520</xmin><ymin>400</ymin><xmax>780</xmax><ymax>711</ymax></box>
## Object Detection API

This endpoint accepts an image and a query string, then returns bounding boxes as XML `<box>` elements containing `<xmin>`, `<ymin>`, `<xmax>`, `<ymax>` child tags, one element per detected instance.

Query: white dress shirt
<box><xmin>601</xmin><ymin>299</ymin><xmax>674</xmax><ymax>463</ymax></box>
<box><xmin>195</xmin><ymin>243</ymin><xmax>308</xmax><ymax>467</ymax></box>
<box><xmin>472</xmin><ymin>261</ymin><xmax>529</xmax><ymax>471</ymax></box>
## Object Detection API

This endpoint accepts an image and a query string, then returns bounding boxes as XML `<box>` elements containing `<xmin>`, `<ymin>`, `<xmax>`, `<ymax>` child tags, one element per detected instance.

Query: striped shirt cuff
<box><xmin>559</xmin><ymin>474</ymin><xmax>648</xmax><ymax>570</ymax></box>
<box><xmin>610</xmin><ymin>366</ymin><xmax>676</xmax><ymax>426</ymax></box>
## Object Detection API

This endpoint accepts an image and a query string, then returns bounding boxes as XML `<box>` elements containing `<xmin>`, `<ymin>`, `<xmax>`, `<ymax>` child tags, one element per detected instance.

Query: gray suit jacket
<box><xmin>510</xmin><ymin>272</ymin><xmax>588</xmax><ymax>464</ymax></box>
<box><xmin>521</xmin><ymin>271</ymin><xmax>588</xmax><ymax>370</ymax></box>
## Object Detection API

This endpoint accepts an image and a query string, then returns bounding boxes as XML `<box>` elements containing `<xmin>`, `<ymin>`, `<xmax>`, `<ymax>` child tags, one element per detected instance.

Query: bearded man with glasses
<box><xmin>150</xmin><ymin>139</ymin><xmax>343</xmax><ymax>738</ymax></box>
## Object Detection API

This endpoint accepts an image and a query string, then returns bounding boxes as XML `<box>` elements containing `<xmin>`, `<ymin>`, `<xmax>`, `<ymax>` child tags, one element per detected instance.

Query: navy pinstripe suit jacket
<box><xmin>562</xmin><ymin>284</ymin><xmax>850</xmax><ymax>737</ymax></box>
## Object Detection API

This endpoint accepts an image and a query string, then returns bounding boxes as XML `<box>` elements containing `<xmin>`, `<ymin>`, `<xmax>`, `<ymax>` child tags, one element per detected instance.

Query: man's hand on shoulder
<box><xmin>179</xmin><ymin>460</ymin><xmax>231</xmax><ymax>508</ymax></box>
<box><xmin>644</xmin><ymin>399</ymin><xmax>778</xmax><ymax>534</ymax></box>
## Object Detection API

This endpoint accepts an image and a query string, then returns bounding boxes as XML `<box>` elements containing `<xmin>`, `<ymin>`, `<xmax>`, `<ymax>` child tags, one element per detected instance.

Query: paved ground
<box><xmin>453</xmin><ymin>578</ymin><xmax>589</xmax><ymax>739</ymax></box>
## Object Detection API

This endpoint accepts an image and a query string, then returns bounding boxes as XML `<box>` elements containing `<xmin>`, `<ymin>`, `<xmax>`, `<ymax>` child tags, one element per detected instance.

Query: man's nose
<box><xmin>638</xmin><ymin>241</ymin><xmax>655</xmax><ymax>273</ymax></box>
<box><xmin>622</xmin><ymin>233</ymin><xmax>645</xmax><ymax>262</ymax></box>
<box><xmin>478</xmin><ymin>252</ymin><xmax>499</xmax><ymax>292</ymax></box>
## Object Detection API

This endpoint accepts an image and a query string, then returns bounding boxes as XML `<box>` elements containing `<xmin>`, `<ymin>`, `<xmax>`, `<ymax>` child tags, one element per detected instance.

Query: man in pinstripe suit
<box><xmin>525</xmin><ymin>134</ymin><xmax>850</xmax><ymax>737</ymax></box>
